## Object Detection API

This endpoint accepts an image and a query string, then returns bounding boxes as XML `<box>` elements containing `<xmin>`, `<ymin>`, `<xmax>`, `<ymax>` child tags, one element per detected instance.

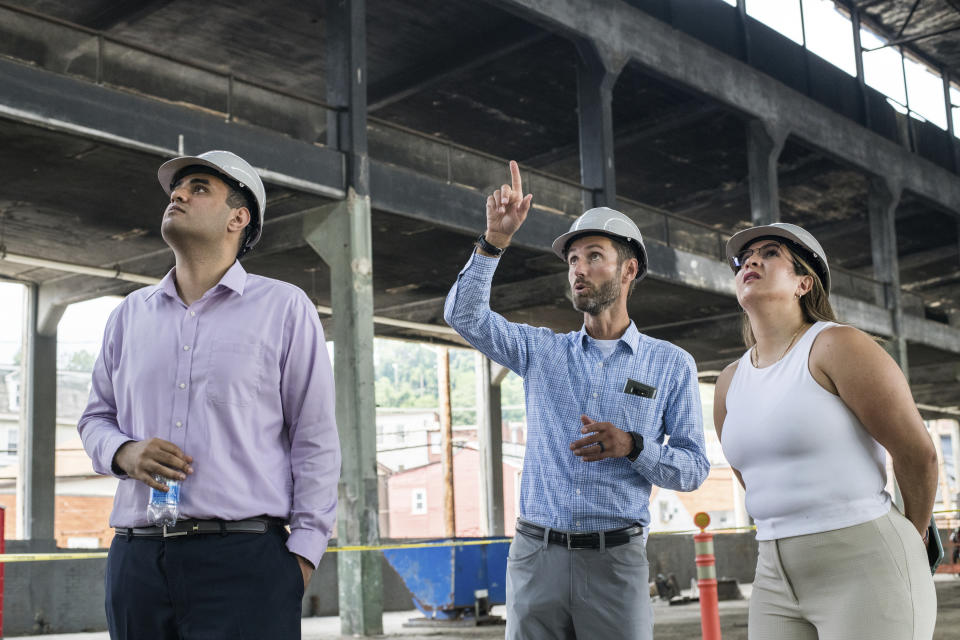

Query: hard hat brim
<box><xmin>726</xmin><ymin>224</ymin><xmax>830</xmax><ymax>293</ymax></box>
<box><xmin>158</xmin><ymin>155</ymin><xmax>264</xmax><ymax>249</ymax></box>
<box><xmin>551</xmin><ymin>230</ymin><xmax>648</xmax><ymax>281</ymax></box>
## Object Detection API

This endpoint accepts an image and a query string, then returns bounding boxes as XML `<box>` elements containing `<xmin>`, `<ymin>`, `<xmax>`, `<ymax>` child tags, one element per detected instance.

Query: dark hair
<box><xmin>172</xmin><ymin>166</ymin><xmax>258</xmax><ymax>259</ymax></box>
<box><xmin>740</xmin><ymin>237</ymin><xmax>838</xmax><ymax>347</ymax></box>
<box><xmin>612</xmin><ymin>238</ymin><xmax>639</xmax><ymax>298</ymax></box>
<box><xmin>225</xmin><ymin>183</ymin><xmax>259</xmax><ymax>259</ymax></box>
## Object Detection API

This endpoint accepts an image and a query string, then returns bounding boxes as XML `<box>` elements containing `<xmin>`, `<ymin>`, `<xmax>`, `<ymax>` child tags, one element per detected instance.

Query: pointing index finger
<box><xmin>509</xmin><ymin>160</ymin><xmax>523</xmax><ymax>198</ymax></box>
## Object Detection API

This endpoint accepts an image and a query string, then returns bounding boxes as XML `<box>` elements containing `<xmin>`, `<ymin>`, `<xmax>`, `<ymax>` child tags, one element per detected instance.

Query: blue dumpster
<box><xmin>383</xmin><ymin>537</ymin><xmax>510</xmax><ymax>620</ymax></box>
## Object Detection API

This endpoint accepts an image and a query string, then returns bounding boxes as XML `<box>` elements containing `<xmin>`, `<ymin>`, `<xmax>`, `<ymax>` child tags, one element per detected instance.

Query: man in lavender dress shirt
<box><xmin>79</xmin><ymin>150</ymin><xmax>340</xmax><ymax>638</ymax></box>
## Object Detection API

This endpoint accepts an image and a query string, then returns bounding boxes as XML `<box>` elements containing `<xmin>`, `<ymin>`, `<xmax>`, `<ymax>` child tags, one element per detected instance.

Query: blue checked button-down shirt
<box><xmin>444</xmin><ymin>252</ymin><xmax>709</xmax><ymax>532</ymax></box>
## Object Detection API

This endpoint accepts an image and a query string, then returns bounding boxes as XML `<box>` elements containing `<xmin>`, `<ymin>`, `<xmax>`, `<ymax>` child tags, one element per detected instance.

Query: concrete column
<box><xmin>868</xmin><ymin>176</ymin><xmax>907</xmax><ymax>371</ymax></box>
<box><xmin>574</xmin><ymin>38</ymin><xmax>625</xmax><ymax>210</ymax></box>
<box><xmin>17</xmin><ymin>284</ymin><xmax>65</xmax><ymax>543</ymax></box>
<box><xmin>475</xmin><ymin>354</ymin><xmax>505</xmax><ymax>536</ymax></box>
<box><xmin>304</xmin><ymin>198</ymin><xmax>380</xmax><ymax>636</ymax></box>
<box><xmin>319</xmin><ymin>1</ymin><xmax>381</xmax><ymax>633</ymax></box>
<box><xmin>746</xmin><ymin>120</ymin><xmax>787</xmax><ymax>225</ymax></box>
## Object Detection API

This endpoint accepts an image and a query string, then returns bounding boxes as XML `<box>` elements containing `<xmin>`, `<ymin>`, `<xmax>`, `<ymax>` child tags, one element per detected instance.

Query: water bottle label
<box><xmin>150</xmin><ymin>478</ymin><xmax>180</xmax><ymax>506</ymax></box>
<box><xmin>147</xmin><ymin>476</ymin><xmax>181</xmax><ymax>526</ymax></box>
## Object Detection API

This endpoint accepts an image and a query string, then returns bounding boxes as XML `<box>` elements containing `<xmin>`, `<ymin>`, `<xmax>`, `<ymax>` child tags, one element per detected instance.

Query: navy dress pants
<box><xmin>105</xmin><ymin>525</ymin><xmax>304</xmax><ymax>639</ymax></box>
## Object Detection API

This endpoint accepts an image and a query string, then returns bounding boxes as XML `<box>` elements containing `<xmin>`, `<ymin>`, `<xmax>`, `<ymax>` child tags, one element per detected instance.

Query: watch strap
<box><xmin>627</xmin><ymin>432</ymin><xmax>644</xmax><ymax>462</ymax></box>
<box><xmin>476</xmin><ymin>233</ymin><xmax>505</xmax><ymax>257</ymax></box>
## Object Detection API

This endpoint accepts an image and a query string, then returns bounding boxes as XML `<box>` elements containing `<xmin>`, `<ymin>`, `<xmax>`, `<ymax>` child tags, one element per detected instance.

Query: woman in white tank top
<box><xmin>713</xmin><ymin>223</ymin><xmax>938</xmax><ymax>639</ymax></box>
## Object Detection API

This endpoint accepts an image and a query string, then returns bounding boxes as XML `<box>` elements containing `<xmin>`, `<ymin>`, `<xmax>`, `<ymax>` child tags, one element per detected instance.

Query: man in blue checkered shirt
<box><xmin>444</xmin><ymin>161</ymin><xmax>709</xmax><ymax>640</ymax></box>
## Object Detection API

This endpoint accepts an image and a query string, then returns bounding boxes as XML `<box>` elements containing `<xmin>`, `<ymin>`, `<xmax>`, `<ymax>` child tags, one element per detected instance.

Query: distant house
<box><xmin>385</xmin><ymin>445</ymin><xmax>522</xmax><ymax>538</ymax></box>
<box><xmin>649</xmin><ymin>466</ymin><xmax>738</xmax><ymax>533</ymax></box>
<box><xmin>0</xmin><ymin>366</ymin><xmax>116</xmax><ymax>547</ymax></box>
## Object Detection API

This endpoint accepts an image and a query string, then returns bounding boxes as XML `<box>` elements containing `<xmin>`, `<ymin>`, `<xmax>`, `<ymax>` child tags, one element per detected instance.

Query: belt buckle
<box><xmin>162</xmin><ymin>522</ymin><xmax>195</xmax><ymax>538</ymax></box>
<box><xmin>566</xmin><ymin>532</ymin><xmax>595</xmax><ymax>550</ymax></box>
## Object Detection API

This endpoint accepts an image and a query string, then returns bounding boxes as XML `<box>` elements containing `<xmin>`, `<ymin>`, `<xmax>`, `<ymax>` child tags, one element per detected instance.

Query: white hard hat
<box><xmin>551</xmin><ymin>207</ymin><xmax>648</xmax><ymax>280</ymax></box>
<box><xmin>725</xmin><ymin>222</ymin><xmax>831</xmax><ymax>293</ymax></box>
<box><xmin>158</xmin><ymin>150</ymin><xmax>266</xmax><ymax>250</ymax></box>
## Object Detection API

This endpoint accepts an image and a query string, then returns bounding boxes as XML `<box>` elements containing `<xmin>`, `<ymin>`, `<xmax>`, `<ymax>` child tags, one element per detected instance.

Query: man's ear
<box><xmin>623</xmin><ymin>257</ymin><xmax>639</xmax><ymax>282</ymax></box>
<box><xmin>227</xmin><ymin>206</ymin><xmax>251</xmax><ymax>233</ymax></box>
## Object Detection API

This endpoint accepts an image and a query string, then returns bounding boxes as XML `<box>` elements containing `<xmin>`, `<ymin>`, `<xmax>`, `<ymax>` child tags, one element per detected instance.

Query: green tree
<box><xmin>63</xmin><ymin>349</ymin><xmax>96</xmax><ymax>372</ymax></box>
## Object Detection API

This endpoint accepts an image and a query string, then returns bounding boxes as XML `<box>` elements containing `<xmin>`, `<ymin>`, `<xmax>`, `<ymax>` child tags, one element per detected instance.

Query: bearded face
<box><xmin>571</xmin><ymin>271</ymin><xmax>622</xmax><ymax>315</ymax></box>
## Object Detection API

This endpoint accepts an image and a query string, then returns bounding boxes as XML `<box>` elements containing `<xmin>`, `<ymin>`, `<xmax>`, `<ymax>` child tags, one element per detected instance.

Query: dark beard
<box><xmin>572</xmin><ymin>276</ymin><xmax>621</xmax><ymax>315</ymax></box>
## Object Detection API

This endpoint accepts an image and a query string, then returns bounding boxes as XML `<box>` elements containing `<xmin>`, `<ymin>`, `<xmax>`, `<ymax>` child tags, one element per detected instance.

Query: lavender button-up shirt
<box><xmin>79</xmin><ymin>261</ymin><xmax>340</xmax><ymax>567</ymax></box>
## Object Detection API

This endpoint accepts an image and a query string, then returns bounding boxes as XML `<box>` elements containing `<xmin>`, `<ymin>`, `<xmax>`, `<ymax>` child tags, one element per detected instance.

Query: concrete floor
<box><xmin>14</xmin><ymin>577</ymin><xmax>960</xmax><ymax>639</ymax></box>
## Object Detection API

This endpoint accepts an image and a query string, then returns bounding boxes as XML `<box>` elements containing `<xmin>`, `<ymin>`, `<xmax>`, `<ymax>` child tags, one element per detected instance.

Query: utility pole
<box><xmin>437</xmin><ymin>347</ymin><xmax>455</xmax><ymax>537</ymax></box>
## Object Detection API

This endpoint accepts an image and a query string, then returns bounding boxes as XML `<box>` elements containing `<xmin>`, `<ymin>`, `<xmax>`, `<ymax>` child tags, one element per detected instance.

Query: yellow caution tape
<box><xmin>0</xmin><ymin>538</ymin><xmax>514</xmax><ymax>563</ymax></box>
<box><xmin>0</xmin><ymin>552</ymin><xmax>108</xmax><ymax>563</ymax></box>
<box><xmin>24</xmin><ymin>512</ymin><xmax>960</xmax><ymax>563</ymax></box>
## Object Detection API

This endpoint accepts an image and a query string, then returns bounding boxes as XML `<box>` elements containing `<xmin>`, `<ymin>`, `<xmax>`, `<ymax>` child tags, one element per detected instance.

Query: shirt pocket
<box><xmin>206</xmin><ymin>339</ymin><xmax>264</xmax><ymax>406</ymax></box>
<box><xmin>618</xmin><ymin>390</ymin><xmax>657</xmax><ymax>436</ymax></box>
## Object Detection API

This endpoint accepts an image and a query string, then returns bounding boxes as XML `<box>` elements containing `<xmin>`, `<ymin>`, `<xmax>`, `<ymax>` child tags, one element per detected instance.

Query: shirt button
<box><xmin>576</xmin><ymin>489</ymin><xmax>581</xmax><ymax>495</ymax></box>
<box><xmin>190</xmin><ymin>311</ymin><xmax>196</xmax><ymax>317</ymax></box>
<box><xmin>178</xmin><ymin>382</ymin><xmax>186</xmax><ymax>389</ymax></box>
<box><xmin>175</xmin><ymin>421</ymin><xmax>182</xmax><ymax>428</ymax></box>
<box><xmin>575</xmin><ymin>521</ymin><xmax>581</xmax><ymax>528</ymax></box>
<box><xmin>592</xmin><ymin>392</ymin><xmax>598</xmax><ymax>398</ymax></box>
<box><xmin>183</xmin><ymin>345</ymin><xmax>191</xmax><ymax>351</ymax></box>
<box><xmin>597</xmin><ymin>363</ymin><xmax>603</xmax><ymax>368</ymax></box>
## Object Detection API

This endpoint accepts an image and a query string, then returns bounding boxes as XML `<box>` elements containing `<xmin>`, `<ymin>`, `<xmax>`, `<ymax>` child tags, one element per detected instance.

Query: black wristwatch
<box><xmin>627</xmin><ymin>432</ymin><xmax>644</xmax><ymax>462</ymax></box>
<box><xmin>475</xmin><ymin>233</ymin><xmax>505</xmax><ymax>257</ymax></box>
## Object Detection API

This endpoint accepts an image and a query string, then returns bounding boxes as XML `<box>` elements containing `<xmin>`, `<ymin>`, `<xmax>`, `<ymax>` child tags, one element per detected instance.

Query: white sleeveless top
<box><xmin>721</xmin><ymin>321</ymin><xmax>891</xmax><ymax>540</ymax></box>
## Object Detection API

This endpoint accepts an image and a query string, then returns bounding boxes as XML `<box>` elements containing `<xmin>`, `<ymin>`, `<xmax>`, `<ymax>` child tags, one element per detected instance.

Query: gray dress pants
<box><xmin>505</xmin><ymin>526</ymin><xmax>652</xmax><ymax>640</ymax></box>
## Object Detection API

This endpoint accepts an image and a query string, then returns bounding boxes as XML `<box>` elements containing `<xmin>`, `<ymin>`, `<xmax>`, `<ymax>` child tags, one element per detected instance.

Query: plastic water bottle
<box><xmin>147</xmin><ymin>475</ymin><xmax>181</xmax><ymax>526</ymax></box>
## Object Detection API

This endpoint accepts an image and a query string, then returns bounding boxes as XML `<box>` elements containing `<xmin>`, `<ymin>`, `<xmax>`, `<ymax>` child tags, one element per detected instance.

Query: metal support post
<box><xmin>317</xmin><ymin>1</ymin><xmax>381</xmax><ymax>632</ymax></box>
<box><xmin>475</xmin><ymin>354</ymin><xmax>504</xmax><ymax>537</ymax></box>
<box><xmin>943</xmin><ymin>71</ymin><xmax>959</xmax><ymax>174</ymax></box>
<box><xmin>17</xmin><ymin>284</ymin><xmax>63</xmax><ymax>543</ymax></box>
<box><xmin>746</xmin><ymin>120</ymin><xmax>787</xmax><ymax>225</ymax></box>
<box><xmin>737</xmin><ymin>0</ymin><xmax>752</xmax><ymax>65</ymax></box>
<box><xmin>851</xmin><ymin>8</ymin><xmax>871</xmax><ymax>128</ymax></box>
<box><xmin>574</xmin><ymin>38</ymin><xmax>625</xmax><ymax>210</ymax></box>
<box><xmin>868</xmin><ymin>176</ymin><xmax>906</xmax><ymax>372</ymax></box>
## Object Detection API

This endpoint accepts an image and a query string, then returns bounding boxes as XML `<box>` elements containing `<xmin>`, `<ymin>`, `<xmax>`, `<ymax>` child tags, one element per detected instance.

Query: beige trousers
<box><xmin>749</xmin><ymin>509</ymin><xmax>936</xmax><ymax>639</ymax></box>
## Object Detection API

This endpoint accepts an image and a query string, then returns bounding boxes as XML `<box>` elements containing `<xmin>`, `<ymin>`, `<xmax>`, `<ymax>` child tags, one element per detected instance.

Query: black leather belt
<box><xmin>115</xmin><ymin>517</ymin><xmax>279</xmax><ymax>538</ymax></box>
<box><xmin>515</xmin><ymin>520</ymin><xmax>643</xmax><ymax>549</ymax></box>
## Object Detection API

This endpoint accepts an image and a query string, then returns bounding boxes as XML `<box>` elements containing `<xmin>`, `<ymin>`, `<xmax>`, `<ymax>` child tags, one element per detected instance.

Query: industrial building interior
<box><xmin>1</xmin><ymin>0</ymin><xmax>960</xmax><ymax>635</ymax></box>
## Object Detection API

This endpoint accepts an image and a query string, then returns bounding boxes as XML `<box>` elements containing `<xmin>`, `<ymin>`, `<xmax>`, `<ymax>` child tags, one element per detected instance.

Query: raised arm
<box><xmin>479</xmin><ymin>160</ymin><xmax>534</xmax><ymax>254</ymax></box>
<box><xmin>444</xmin><ymin>161</ymin><xmax>548</xmax><ymax>377</ymax></box>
